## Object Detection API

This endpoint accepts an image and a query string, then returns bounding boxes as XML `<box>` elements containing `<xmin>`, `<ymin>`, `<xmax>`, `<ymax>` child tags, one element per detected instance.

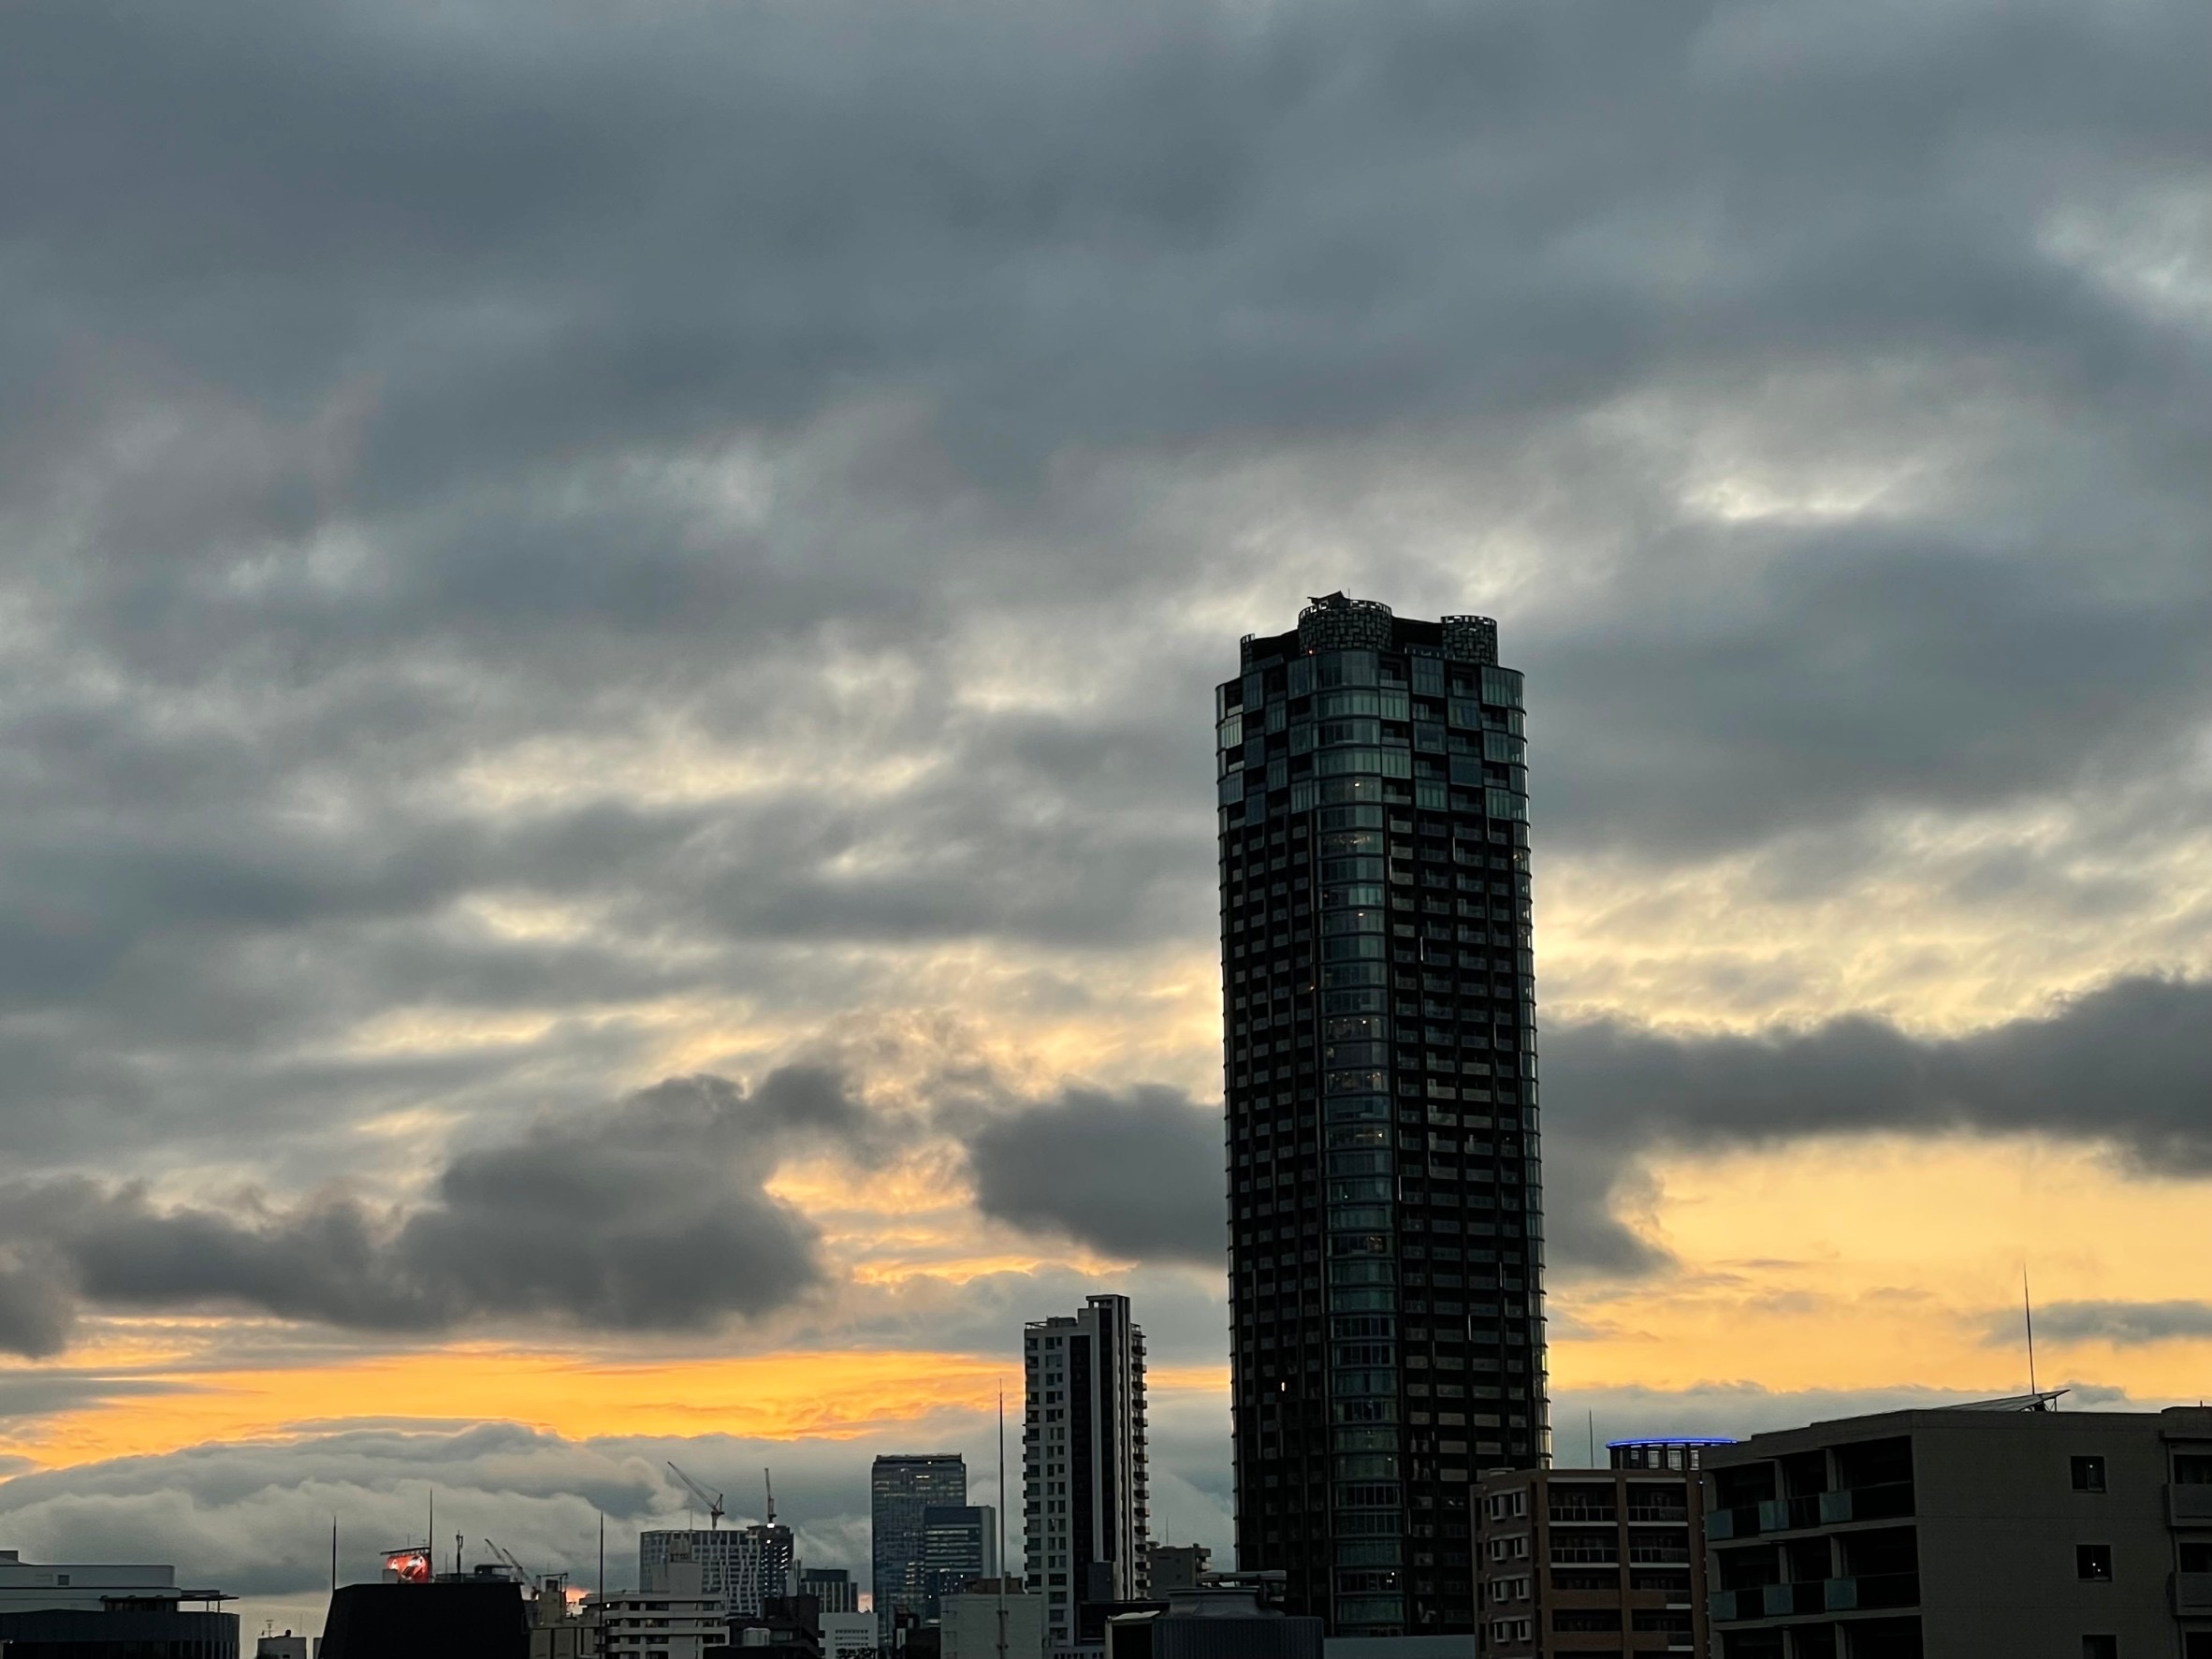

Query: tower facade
<box><xmin>872</xmin><ymin>1453</ymin><xmax>968</xmax><ymax>1638</ymax></box>
<box><xmin>1023</xmin><ymin>1294</ymin><xmax>1150</xmax><ymax>1646</ymax></box>
<box><xmin>1216</xmin><ymin>594</ymin><xmax>1547</xmax><ymax>1637</ymax></box>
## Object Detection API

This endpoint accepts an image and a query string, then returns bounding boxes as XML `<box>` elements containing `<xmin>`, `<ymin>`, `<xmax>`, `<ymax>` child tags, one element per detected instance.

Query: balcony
<box><xmin>1704</xmin><ymin>1483</ymin><xmax>1914</xmax><ymax>1539</ymax></box>
<box><xmin>1708</xmin><ymin>1575</ymin><xmax>1920</xmax><ymax>1624</ymax></box>
<box><xmin>2169</xmin><ymin>1486</ymin><xmax>2212</xmax><ymax>1524</ymax></box>
<box><xmin>2176</xmin><ymin>1573</ymin><xmax>2212</xmax><ymax>1616</ymax></box>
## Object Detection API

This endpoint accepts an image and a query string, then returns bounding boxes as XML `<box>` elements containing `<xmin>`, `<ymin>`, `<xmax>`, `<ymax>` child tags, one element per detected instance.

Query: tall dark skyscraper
<box><xmin>872</xmin><ymin>1453</ymin><xmax>968</xmax><ymax>1638</ymax></box>
<box><xmin>1216</xmin><ymin>593</ymin><xmax>1547</xmax><ymax>1637</ymax></box>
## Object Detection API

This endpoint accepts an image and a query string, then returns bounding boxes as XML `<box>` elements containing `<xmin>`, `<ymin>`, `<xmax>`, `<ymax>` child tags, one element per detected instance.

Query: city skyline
<box><xmin>2</xmin><ymin>0</ymin><xmax>2209</xmax><ymax>1645</ymax></box>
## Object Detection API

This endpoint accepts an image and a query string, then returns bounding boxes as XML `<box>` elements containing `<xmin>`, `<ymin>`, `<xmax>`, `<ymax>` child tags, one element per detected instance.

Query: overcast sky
<box><xmin>2</xmin><ymin>0</ymin><xmax>2209</xmax><ymax>1634</ymax></box>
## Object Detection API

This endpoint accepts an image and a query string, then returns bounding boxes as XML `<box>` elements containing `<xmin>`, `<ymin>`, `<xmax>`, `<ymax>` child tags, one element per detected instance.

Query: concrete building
<box><xmin>1024</xmin><ymin>1295</ymin><xmax>1151</xmax><ymax>1650</ymax></box>
<box><xmin>599</xmin><ymin>1559</ymin><xmax>727</xmax><ymax>1659</ymax></box>
<box><xmin>1474</xmin><ymin>1441</ymin><xmax>1716</xmax><ymax>1657</ymax></box>
<box><xmin>942</xmin><ymin>1580</ymin><xmax>1049</xmax><ymax>1659</ymax></box>
<box><xmin>0</xmin><ymin>1548</ymin><xmax>240</xmax><ymax>1655</ymax></box>
<box><xmin>802</xmin><ymin>1569</ymin><xmax>862</xmax><ymax>1616</ymax></box>
<box><xmin>876</xmin><ymin>1455</ymin><xmax>969</xmax><ymax>1637</ymax></box>
<box><xmin>530</xmin><ymin>1574</ymin><xmax>601</xmax><ymax>1658</ymax></box>
<box><xmin>1218</xmin><ymin>596</ymin><xmax>1543</xmax><ymax>1636</ymax></box>
<box><xmin>644</xmin><ymin>1526</ymin><xmax>794</xmax><ymax>1626</ymax></box>
<box><xmin>1145</xmin><ymin>1549</ymin><xmax>1211</xmax><ymax>1595</ymax></box>
<box><xmin>0</xmin><ymin>1548</ymin><xmax>210</xmax><ymax>1613</ymax></box>
<box><xmin>924</xmin><ymin>1506</ymin><xmax>1002</xmax><ymax>1615</ymax></box>
<box><xmin>1700</xmin><ymin>1393</ymin><xmax>2212</xmax><ymax>1658</ymax></box>
<box><xmin>821</xmin><ymin>1608</ymin><xmax>878</xmax><ymax>1659</ymax></box>
<box><xmin>257</xmin><ymin>1635</ymin><xmax>313</xmax><ymax>1658</ymax></box>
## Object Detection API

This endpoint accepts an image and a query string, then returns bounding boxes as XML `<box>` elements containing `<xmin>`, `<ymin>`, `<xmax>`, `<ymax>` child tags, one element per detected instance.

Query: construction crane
<box><xmin>484</xmin><ymin>1538</ymin><xmax>529</xmax><ymax>1581</ymax></box>
<box><xmin>667</xmin><ymin>1461</ymin><xmax>725</xmax><ymax>1530</ymax></box>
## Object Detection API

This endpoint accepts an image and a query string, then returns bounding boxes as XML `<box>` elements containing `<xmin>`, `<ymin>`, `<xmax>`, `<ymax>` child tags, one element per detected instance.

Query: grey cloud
<box><xmin>0</xmin><ymin>1070</ymin><xmax>857</xmax><ymax>1355</ymax></box>
<box><xmin>966</xmin><ymin>1086</ymin><xmax>1224</xmax><ymax>1266</ymax></box>
<box><xmin>2016</xmin><ymin>1300</ymin><xmax>2212</xmax><ymax>1347</ymax></box>
<box><xmin>0</xmin><ymin>0</ymin><xmax>2200</xmax><ymax>1352</ymax></box>
<box><xmin>1542</xmin><ymin>973</ymin><xmax>2212</xmax><ymax>1274</ymax></box>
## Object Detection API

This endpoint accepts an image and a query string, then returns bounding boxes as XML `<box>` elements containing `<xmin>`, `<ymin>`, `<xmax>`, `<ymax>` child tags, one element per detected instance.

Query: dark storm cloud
<box><xmin>0</xmin><ymin>0</ymin><xmax>2201</xmax><ymax>1334</ymax></box>
<box><xmin>1542</xmin><ymin>974</ymin><xmax>2212</xmax><ymax>1273</ymax></box>
<box><xmin>2015</xmin><ymin>1301</ymin><xmax>2212</xmax><ymax>1346</ymax></box>
<box><xmin>0</xmin><ymin>1070</ymin><xmax>860</xmax><ymax>1356</ymax></box>
<box><xmin>966</xmin><ymin>1086</ymin><xmax>1224</xmax><ymax>1266</ymax></box>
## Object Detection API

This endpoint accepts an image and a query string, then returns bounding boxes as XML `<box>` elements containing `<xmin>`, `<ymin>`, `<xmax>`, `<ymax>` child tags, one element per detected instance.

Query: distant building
<box><xmin>643</xmin><ymin>1525</ymin><xmax>794</xmax><ymax>1625</ymax></box>
<box><xmin>529</xmin><ymin>1574</ymin><xmax>599</xmax><ymax>1659</ymax></box>
<box><xmin>1474</xmin><ymin>1441</ymin><xmax>1713</xmax><ymax>1658</ymax></box>
<box><xmin>1144</xmin><ymin>1549</ymin><xmax>1210</xmax><ymax>1595</ymax></box>
<box><xmin>257</xmin><ymin>1635</ymin><xmax>313</xmax><ymax>1659</ymax></box>
<box><xmin>941</xmin><ymin>1580</ymin><xmax>1048</xmax><ymax>1659</ymax></box>
<box><xmin>924</xmin><ymin>1506</ymin><xmax>1002</xmax><ymax>1614</ymax></box>
<box><xmin>1701</xmin><ymin>1394</ymin><xmax>2212</xmax><ymax>1658</ymax></box>
<box><xmin>598</xmin><ymin>1558</ymin><xmax>726</xmax><ymax>1659</ymax></box>
<box><xmin>875</xmin><ymin>1454</ymin><xmax>969</xmax><ymax>1637</ymax></box>
<box><xmin>802</xmin><ymin>1568</ymin><xmax>862</xmax><ymax>1615</ymax></box>
<box><xmin>1024</xmin><ymin>1295</ymin><xmax>1150</xmax><ymax>1652</ymax></box>
<box><xmin>821</xmin><ymin>1608</ymin><xmax>878</xmax><ymax>1659</ymax></box>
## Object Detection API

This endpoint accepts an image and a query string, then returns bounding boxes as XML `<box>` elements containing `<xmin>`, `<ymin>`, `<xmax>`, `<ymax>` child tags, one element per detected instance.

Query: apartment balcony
<box><xmin>2169</xmin><ymin>1486</ymin><xmax>2212</xmax><ymax>1524</ymax></box>
<box><xmin>2175</xmin><ymin>1572</ymin><xmax>2212</xmax><ymax>1615</ymax></box>
<box><xmin>1709</xmin><ymin>1574</ymin><xmax>1919</xmax><ymax>1623</ymax></box>
<box><xmin>1704</xmin><ymin>1483</ymin><xmax>1914</xmax><ymax>1539</ymax></box>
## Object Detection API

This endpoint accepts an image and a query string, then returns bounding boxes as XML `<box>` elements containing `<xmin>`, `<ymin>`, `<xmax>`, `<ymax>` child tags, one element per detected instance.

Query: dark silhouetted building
<box><xmin>1218</xmin><ymin>595</ymin><xmax>1544</xmax><ymax>1636</ymax></box>
<box><xmin>801</xmin><ymin>1569</ymin><xmax>860</xmax><ymax>1615</ymax></box>
<box><xmin>924</xmin><ymin>1505</ymin><xmax>1001</xmax><ymax>1616</ymax></box>
<box><xmin>320</xmin><ymin>1578</ymin><xmax>529</xmax><ymax>1659</ymax></box>
<box><xmin>875</xmin><ymin>1454</ymin><xmax>969</xmax><ymax>1638</ymax></box>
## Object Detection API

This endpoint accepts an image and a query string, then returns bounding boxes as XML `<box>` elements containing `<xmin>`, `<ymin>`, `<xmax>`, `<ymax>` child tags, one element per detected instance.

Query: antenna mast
<box><xmin>764</xmin><ymin>1468</ymin><xmax>777</xmax><ymax>1527</ymax></box>
<box><xmin>2024</xmin><ymin>1264</ymin><xmax>2040</xmax><ymax>1398</ymax></box>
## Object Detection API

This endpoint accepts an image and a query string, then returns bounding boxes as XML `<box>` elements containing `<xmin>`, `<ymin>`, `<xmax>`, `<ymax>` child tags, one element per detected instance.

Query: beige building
<box><xmin>943</xmin><ymin>1579</ymin><xmax>1049</xmax><ymax>1659</ymax></box>
<box><xmin>597</xmin><ymin>1557</ymin><xmax>727</xmax><ymax>1659</ymax></box>
<box><xmin>1701</xmin><ymin>1395</ymin><xmax>2212</xmax><ymax>1658</ymax></box>
<box><xmin>1475</xmin><ymin>1442</ymin><xmax>1712</xmax><ymax>1656</ymax></box>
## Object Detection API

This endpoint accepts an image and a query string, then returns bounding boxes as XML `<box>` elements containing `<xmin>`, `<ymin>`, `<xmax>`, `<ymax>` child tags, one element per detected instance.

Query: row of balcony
<box><xmin>1704</xmin><ymin>1482</ymin><xmax>1914</xmax><ymax>1539</ymax></box>
<box><xmin>1710</xmin><ymin>1573</ymin><xmax>1920</xmax><ymax>1623</ymax></box>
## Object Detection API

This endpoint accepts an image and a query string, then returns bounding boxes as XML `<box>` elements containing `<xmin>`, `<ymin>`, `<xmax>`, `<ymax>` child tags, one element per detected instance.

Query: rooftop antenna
<box><xmin>598</xmin><ymin>1511</ymin><xmax>605</xmax><ymax>1601</ymax></box>
<box><xmin>1587</xmin><ymin>1410</ymin><xmax>1596</xmax><ymax>1468</ymax></box>
<box><xmin>764</xmin><ymin>1468</ymin><xmax>777</xmax><ymax>1527</ymax></box>
<box><xmin>330</xmin><ymin>1517</ymin><xmax>338</xmax><ymax>1597</ymax></box>
<box><xmin>2024</xmin><ymin>1264</ymin><xmax>2041</xmax><ymax>1401</ymax></box>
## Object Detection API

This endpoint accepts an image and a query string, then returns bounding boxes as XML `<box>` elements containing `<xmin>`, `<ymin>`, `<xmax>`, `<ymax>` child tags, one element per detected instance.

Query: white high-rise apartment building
<box><xmin>1024</xmin><ymin>1294</ymin><xmax>1150</xmax><ymax>1649</ymax></box>
<box><xmin>640</xmin><ymin>1523</ymin><xmax>793</xmax><ymax>1624</ymax></box>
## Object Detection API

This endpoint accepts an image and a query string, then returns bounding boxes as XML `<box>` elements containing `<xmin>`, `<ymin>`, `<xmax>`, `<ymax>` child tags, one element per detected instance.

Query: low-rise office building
<box><xmin>600</xmin><ymin>1559</ymin><xmax>728</xmax><ymax>1659</ymax></box>
<box><xmin>1700</xmin><ymin>1393</ymin><xmax>2212</xmax><ymax>1658</ymax></box>
<box><xmin>942</xmin><ymin>1580</ymin><xmax>1049</xmax><ymax>1659</ymax></box>
<box><xmin>0</xmin><ymin>1548</ymin><xmax>240</xmax><ymax>1657</ymax></box>
<box><xmin>1474</xmin><ymin>1442</ymin><xmax>1717</xmax><ymax>1656</ymax></box>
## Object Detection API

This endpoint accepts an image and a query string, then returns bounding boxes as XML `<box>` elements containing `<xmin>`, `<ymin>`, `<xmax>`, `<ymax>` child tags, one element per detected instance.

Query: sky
<box><xmin>2</xmin><ymin>0</ymin><xmax>2210</xmax><ymax>1637</ymax></box>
